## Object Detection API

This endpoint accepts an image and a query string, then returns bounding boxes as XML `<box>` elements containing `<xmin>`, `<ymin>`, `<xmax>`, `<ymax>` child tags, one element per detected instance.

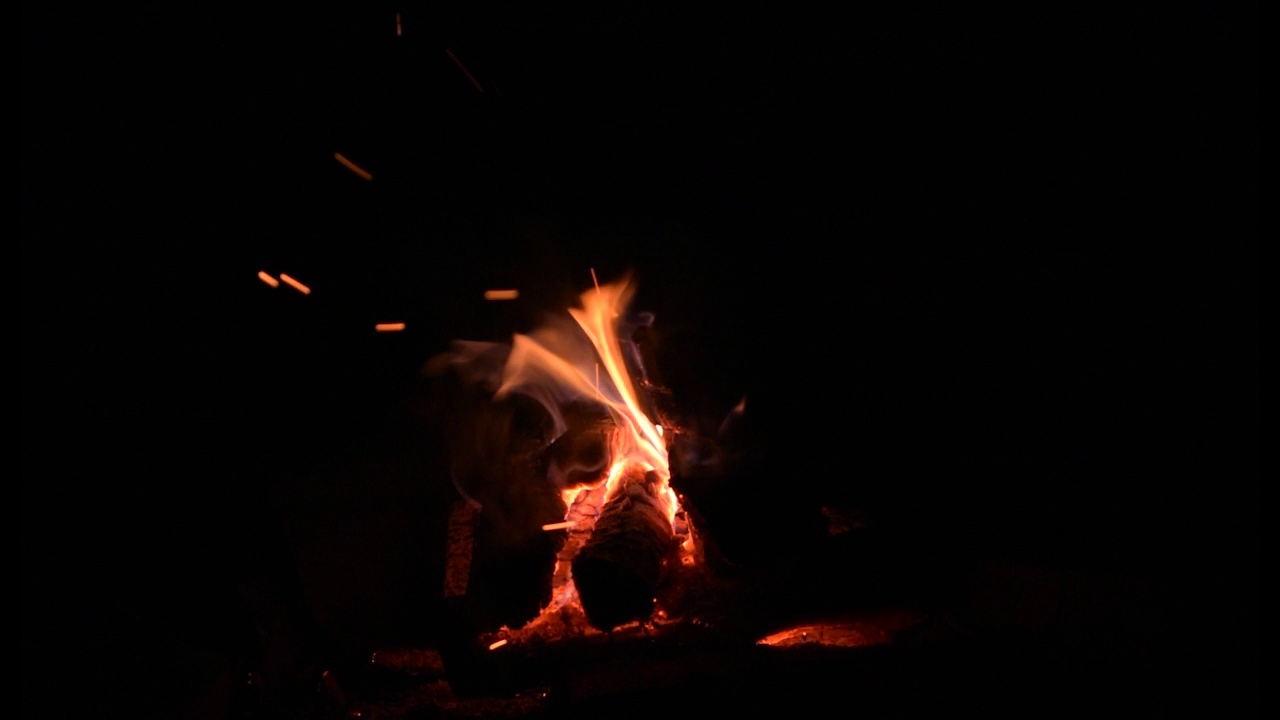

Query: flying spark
<box><xmin>446</xmin><ymin>48</ymin><xmax>484</xmax><ymax>93</ymax></box>
<box><xmin>334</xmin><ymin>152</ymin><xmax>373</xmax><ymax>181</ymax></box>
<box><xmin>279</xmin><ymin>273</ymin><xmax>312</xmax><ymax>295</ymax></box>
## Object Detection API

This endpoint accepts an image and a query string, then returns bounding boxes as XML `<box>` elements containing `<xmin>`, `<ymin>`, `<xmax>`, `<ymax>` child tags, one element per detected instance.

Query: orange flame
<box><xmin>496</xmin><ymin>274</ymin><xmax>675</xmax><ymax>523</ymax></box>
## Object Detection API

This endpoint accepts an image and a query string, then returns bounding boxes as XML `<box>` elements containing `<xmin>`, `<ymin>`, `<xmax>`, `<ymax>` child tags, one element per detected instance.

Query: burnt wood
<box><xmin>571</xmin><ymin>466</ymin><xmax>678</xmax><ymax>631</ymax></box>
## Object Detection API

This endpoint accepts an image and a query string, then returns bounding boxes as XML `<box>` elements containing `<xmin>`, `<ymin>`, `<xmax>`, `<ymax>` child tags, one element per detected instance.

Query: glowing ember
<box><xmin>257</xmin><ymin>270</ymin><xmax>280</xmax><ymax>288</ymax></box>
<box><xmin>755</xmin><ymin>612</ymin><xmax>926</xmax><ymax>648</ymax></box>
<box><xmin>334</xmin><ymin>152</ymin><xmax>373</xmax><ymax>181</ymax></box>
<box><xmin>484</xmin><ymin>289</ymin><xmax>520</xmax><ymax>301</ymax></box>
<box><xmin>487</xmin><ymin>638</ymin><xmax>508</xmax><ymax>651</ymax></box>
<box><xmin>375</xmin><ymin>322</ymin><xmax>406</xmax><ymax>332</ymax></box>
<box><xmin>279</xmin><ymin>273</ymin><xmax>311</xmax><ymax>295</ymax></box>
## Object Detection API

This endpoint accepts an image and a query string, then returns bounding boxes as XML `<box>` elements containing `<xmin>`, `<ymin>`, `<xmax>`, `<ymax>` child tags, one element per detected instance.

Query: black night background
<box><xmin>24</xmin><ymin>2</ymin><xmax>1257</xmax><ymax>718</ymax></box>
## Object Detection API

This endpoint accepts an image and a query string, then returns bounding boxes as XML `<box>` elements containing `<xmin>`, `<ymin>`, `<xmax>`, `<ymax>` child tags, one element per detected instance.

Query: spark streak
<box><xmin>484</xmin><ymin>289</ymin><xmax>519</xmax><ymax>301</ymax></box>
<box><xmin>279</xmin><ymin>273</ymin><xmax>311</xmax><ymax>295</ymax></box>
<box><xmin>446</xmin><ymin>48</ymin><xmax>484</xmax><ymax>93</ymax></box>
<box><xmin>257</xmin><ymin>271</ymin><xmax>280</xmax><ymax>288</ymax></box>
<box><xmin>334</xmin><ymin>152</ymin><xmax>373</xmax><ymax>181</ymax></box>
<box><xmin>375</xmin><ymin>322</ymin><xmax>406</xmax><ymax>332</ymax></box>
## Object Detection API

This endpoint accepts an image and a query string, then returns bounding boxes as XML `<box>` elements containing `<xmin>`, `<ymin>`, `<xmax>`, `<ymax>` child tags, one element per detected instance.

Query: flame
<box><xmin>496</xmin><ymin>275</ymin><xmax>676</xmax><ymax>524</ymax></box>
<box><xmin>455</xmin><ymin>272</ymin><xmax>696</xmax><ymax>641</ymax></box>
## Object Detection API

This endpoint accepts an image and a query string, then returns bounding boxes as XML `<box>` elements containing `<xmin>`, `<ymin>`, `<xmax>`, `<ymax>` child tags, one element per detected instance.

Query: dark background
<box><xmin>24</xmin><ymin>2</ymin><xmax>1257</xmax><ymax>718</ymax></box>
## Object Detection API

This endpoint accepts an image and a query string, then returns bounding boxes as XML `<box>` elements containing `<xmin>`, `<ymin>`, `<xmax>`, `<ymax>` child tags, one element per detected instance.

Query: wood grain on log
<box><xmin>572</xmin><ymin>465</ymin><xmax>677</xmax><ymax>630</ymax></box>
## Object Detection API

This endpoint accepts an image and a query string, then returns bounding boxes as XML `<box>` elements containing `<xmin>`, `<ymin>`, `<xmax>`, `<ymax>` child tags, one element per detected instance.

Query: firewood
<box><xmin>443</xmin><ymin>498</ymin><xmax>481</xmax><ymax>599</ymax></box>
<box><xmin>571</xmin><ymin>464</ymin><xmax>678</xmax><ymax>630</ymax></box>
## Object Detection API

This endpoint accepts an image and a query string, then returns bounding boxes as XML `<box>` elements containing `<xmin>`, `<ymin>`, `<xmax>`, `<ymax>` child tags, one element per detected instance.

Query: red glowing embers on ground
<box><xmin>755</xmin><ymin>611</ymin><xmax>927</xmax><ymax>648</ymax></box>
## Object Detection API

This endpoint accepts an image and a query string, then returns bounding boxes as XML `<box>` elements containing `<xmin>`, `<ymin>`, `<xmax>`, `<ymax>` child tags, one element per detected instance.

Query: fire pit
<box><xmin>332</xmin><ymin>272</ymin><xmax>928</xmax><ymax>717</ymax></box>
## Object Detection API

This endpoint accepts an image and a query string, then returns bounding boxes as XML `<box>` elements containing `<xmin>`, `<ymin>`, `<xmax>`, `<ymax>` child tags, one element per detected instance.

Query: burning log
<box><xmin>426</xmin><ymin>274</ymin><xmax>695</xmax><ymax>643</ymax></box>
<box><xmin>571</xmin><ymin>463</ymin><xmax>678</xmax><ymax>631</ymax></box>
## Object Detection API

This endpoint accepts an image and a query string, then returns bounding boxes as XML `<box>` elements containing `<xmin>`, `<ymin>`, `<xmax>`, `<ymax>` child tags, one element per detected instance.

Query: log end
<box><xmin>572</xmin><ymin>553</ymin><xmax>659</xmax><ymax>631</ymax></box>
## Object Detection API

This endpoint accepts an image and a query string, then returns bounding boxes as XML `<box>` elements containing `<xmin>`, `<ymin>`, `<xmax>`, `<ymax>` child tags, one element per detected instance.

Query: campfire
<box><xmin>387</xmin><ymin>270</ymin><xmax>926</xmax><ymax>717</ymax></box>
<box><xmin>427</xmin><ymin>273</ymin><xmax>706</xmax><ymax>643</ymax></box>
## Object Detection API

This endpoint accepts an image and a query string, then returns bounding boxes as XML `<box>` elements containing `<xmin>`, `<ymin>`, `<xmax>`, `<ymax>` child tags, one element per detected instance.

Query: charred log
<box><xmin>544</xmin><ymin>402</ymin><xmax>617</xmax><ymax>492</ymax></box>
<box><xmin>443</xmin><ymin>498</ymin><xmax>482</xmax><ymax>599</ymax></box>
<box><xmin>425</xmin><ymin>362</ymin><xmax>566</xmax><ymax>631</ymax></box>
<box><xmin>572</xmin><ymin>465</ymin><xmax>678</xmax><ymax>631</ymax></box>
